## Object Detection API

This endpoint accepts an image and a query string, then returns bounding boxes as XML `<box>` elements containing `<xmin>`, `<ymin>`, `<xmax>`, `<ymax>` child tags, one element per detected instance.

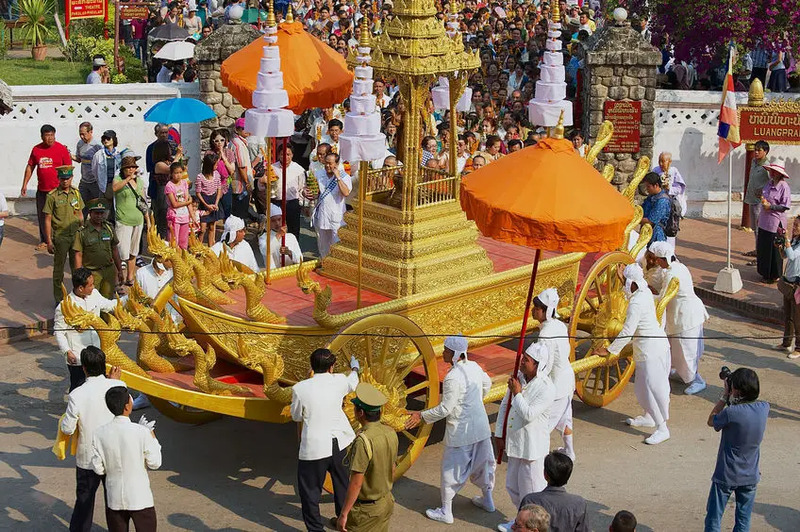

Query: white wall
<box><xmin>654</xmin><ymin>89</ymin><xmax>800</xmax><ymax>218</ymax></box>
<box><xmin>0</xmin><ymin>83</ymin><xmax>201</xmax><ymax>213</ymax></box>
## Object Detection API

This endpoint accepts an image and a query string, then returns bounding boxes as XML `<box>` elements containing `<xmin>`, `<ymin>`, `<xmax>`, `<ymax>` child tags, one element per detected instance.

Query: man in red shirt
<box><xmin>21</xmin><ymin>124</ymin><xmax>72</xmax><ymax>250</ymax></box>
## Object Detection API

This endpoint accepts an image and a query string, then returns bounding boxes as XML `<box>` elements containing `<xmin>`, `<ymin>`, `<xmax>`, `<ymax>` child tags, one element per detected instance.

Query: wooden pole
<box><xmin>281</xmin><ymin>137</ymin><xmax>288</xmax><ymax>267</ymax></box>
<box><xmin>356</xmin><ymin>159</ymin><xmax>368</xmax><ymax>308</ymax></box>
<box><xmin>113</xmin><ymin>0</ymin><xmax>120</xmax><ymax>75</ymax></box>
<box><xmin>265</xmin><ymin>139</ymin><xmax>272</xmax><ymax>283</ymax></box>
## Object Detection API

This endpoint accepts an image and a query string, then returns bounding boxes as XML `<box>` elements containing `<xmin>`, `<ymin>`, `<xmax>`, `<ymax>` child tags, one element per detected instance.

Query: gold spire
<box><xmin>358</xmin><ymin>16</ymin><xmax>371</xmax><ymax>48</ymax></box>
<box><xmin>266</xmin><ymin>0</ymin><xmax>276</xmax><ymax>27</ymax></box>
<box><xmin>552</xmin><ymin>110</ymin><xmax>565</xmax><ymax>139</ymax></box>
<box><xmin>748</xmin><ymin>78</ymin><xmax>764</xmax><ymax>106</ymax></box>
<box><xmin>552</xmin><ymin>0</ymin><xmax>560</xmax><ymax>23</ymax></box>
<box><xmin>285</xmin><ymin>4</ymin><xmax>294</xmax><ymax>23</ymax></box>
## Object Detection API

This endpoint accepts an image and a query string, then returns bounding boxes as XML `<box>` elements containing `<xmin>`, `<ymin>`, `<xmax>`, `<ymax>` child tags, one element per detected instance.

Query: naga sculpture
<box><xmin>218</xmin><ymin>249</ymin><xmax>286</xmax><ymax>324</ymax></box>
<box><xmin>113</xmin><ymin>299</ymin><xmax>187</xmax><ymax>373</ymax></box>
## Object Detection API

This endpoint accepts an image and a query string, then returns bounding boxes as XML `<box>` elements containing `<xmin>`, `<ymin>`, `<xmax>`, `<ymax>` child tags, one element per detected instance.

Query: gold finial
<box><xmin>551</xmin><ymin>110</ymin><xmax>565</xmax><ymax>139</ymax></box>
<box><xmin>552</xmin><ymin>1</ymin><xmax>560</xmax><ymax>23</ymax></box>
<box><xmin>286</xmin><ymin>4</ymin><xmax>294</xmax><ymax>23</ymax></box>
<box><xmin>266</xmin><ymin>0</ymin><xmax>276</xmax><ymax>27</ymax></box>
<box><xmin>358</xmin><ymin>16</ymin><xmax>371</xmax><ymax>48</ymax></box>
<box><xmin>748</xmin><ymin>78</ymin><xmax>764</xmax><ymax>106</ymax></box>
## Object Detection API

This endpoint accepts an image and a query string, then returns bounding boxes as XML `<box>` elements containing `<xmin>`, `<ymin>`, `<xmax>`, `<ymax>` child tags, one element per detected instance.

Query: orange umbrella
<box><xmin>460</xmin><ymin>137</ymin><xmax>634</xmax><ymax>252</ymax></box>
<box><xmin>220</xmin><ymin>21</ymin><xmax>353</xmax><ymax>112</ymax></box>
<box><xmin>460</xmin><ymin>135</ymin><xmax>634</xmax><ymax>451</ymax></box>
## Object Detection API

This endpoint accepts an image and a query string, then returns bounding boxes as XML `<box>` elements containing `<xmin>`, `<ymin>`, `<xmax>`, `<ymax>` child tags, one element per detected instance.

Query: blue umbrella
<box><xmin>143</xmin><ymin>98</ymin><xmax>216</xmax><ymax>124</ymax></box>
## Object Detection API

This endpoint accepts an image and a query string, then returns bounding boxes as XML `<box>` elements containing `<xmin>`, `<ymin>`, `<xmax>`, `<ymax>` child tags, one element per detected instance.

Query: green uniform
<box><xmin>347</xmin><ymin>421</ymin><xmax>399</xmax><ymax>532</ymax></box>
<box><xmin>73</xmin><ymin>221</ymin><xmax>118</xmax><ymax>299</ymax></box>
<box><xmin>43</xmin><ymin>186</ymin><xmax>84</xmax><ymax>302</ymax></box>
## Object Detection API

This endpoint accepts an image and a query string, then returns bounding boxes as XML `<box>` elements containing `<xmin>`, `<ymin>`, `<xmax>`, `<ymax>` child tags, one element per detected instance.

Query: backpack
<box><xmin>665</xmin><ymin>194</ymin><xmax>682</xmax><ymax>237</ymax></box>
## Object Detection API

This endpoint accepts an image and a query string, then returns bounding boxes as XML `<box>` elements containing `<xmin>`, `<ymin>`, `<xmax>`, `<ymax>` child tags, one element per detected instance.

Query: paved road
<box><xmin>1</xmin><ymin>307</ymin><xmax>798</xmax><ymax>531</ymax></box>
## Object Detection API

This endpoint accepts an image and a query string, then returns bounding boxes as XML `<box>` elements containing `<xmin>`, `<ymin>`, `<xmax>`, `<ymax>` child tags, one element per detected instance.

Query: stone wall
<box><xmin>195</xmin><ymin>22</ymin><xmax>262</xmax><ymax>150</ymax></box>
<box><xmin>581</xmin><ymin>20</ymin><xmax>661</xmax><ymax>188</ymax></box>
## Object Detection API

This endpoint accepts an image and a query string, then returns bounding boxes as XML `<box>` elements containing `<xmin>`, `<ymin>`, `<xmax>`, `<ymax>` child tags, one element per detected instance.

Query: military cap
<box><xmin>57</xmin><ymin>165</ymin><xmax>74</xmax><ymax>179</ymax></box>
<box><xmin>87</xmin><ymin>198</ymin><xmax>109</xmax><ymax>211</ymax></box>
<box><xmin>351</xmin><ymin>382</ymin><xmax>388</xmax><ymax>412</ymax></box>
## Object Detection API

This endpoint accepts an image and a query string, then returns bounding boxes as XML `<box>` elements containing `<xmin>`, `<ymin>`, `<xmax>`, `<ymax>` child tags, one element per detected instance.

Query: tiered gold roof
<box><xmin>350</xmin><ymin>0</ymin><xmax>480</xmax><ymax>76</ymax></box>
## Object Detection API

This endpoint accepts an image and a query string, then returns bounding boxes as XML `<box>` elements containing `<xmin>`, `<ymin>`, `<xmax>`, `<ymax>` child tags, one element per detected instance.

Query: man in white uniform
<box><xmin>404</xmin><ymin>336</ymin><xmax>496</xmax><ymax>524</ymax></box>
<box><xmin>495</xmin><ymin>343</ymin><xmax>555</xmax><ymax>532</ymax></box>
<box><xmin>259</xmin><ymin>204</ymin><xmax>303</xmax><ymax>269</ymax></box>
<box><xmin>211</xmin><ymin>215</ymin><xmax>259</xmax><ymax>273</ymax></box>
<box><xmin>595</xmin><ymin>264</ymin><xmax>671</xmax><ymax>445</ymax></box>
<box><xmin>312</xmin><ymin>152</ymin><xmax>351</xmax><ymax>259</ymax></box>
<box><xmin>291</xmin><ymin>348</ymin><xmax>360</xmax><ymax>531</ymax></box>
<box><xmin>533</xmin><ymin>288</ymin><xmax>576</xmax><ymax>461</ymax></box>
<box><xmin>54</xmin><ymin>268</ymin><xmax>118</xmax><ymax>392</ymax></box>
<box><xmin>650</xmin><ymin>241</ymin><xmax>709</xmax><ymax>395</ymax></box>
<box><xmin>60</xmin><ymin>346</ymin><xmax>127</xmax><ymax>532</ymax></box>
<box><xmin>271</xmin><ymin>143</ymin><xmax>306</xmax><ymax>241</ymax></box>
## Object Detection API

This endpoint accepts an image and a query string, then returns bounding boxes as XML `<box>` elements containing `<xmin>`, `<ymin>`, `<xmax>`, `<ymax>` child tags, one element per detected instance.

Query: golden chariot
<box><xmin>61</xmin><ymin>0</ymin><xmax>679</xmax><ymax>480</ymax></box>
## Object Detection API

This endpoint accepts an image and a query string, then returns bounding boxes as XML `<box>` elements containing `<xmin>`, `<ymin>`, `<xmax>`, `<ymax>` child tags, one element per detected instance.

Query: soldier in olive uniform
<box><xmin>337</xmin><ymin>383</ymin><xmax>399</xmax><ymax>532</ymax></box>
<box><xmin>73</xmin><ymin>198</ymin><xmax>124</xmax><ymax>299</ymax></box>
<box><xmin>43</xmin><ymin>165</ymin><xmax>84</xmax><ymax>302</ymax></box>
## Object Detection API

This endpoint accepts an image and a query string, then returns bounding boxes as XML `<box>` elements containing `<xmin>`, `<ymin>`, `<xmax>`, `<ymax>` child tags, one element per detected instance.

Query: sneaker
<box><xmin>774</xmin><ymin>343</ymin><xmax>793</xmax><ymax>353</ymax></box>
<box><xmin>556</xmin><ymin>446</ymin><xmax>576</xmax><ymax>462</ymax></box>
<box><xmin>132</xmin><ymin>394</ymin><xmax>151</xmax><ymax>410</ymax></box>
<box><xmin>471</xmin><ymin>495</ymin><xmax>496</xmax><ymax>513</ymax></box>
<box><xmin>684</xmin><ymin>375</ymin><xmax>707</xmax><ymax>395</ymax></box>
<box><xmin>497</xmin><ymin>520</ymin><xmax>515</xmax><ymax>532</ymax></box>
<box><xmin>626</xmin><ymin>415</ymin><xmax>656</xmax><ymax>428</ymax></box>
<box><xmin>645</xmin><ymin>427</ymin><xmax>670</xmax><ymax>445</ymax></box>
<box><xmin>425</xmin><ymin>508</ymin><xmax>454</xmax><ymax>524</ymax></box>
<box><xmin>788</xmin><ymin>351</ymin><xmax>800</xmax><ymax>360</ymax></box>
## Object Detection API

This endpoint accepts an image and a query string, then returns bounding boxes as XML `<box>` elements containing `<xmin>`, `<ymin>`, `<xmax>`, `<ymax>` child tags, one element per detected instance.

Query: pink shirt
<box><xmin>165</xmin><ymin>179</ymin><xmax>190</xmax><ymax>224</ymax></box>
<box><xmin>195</xmin><ymin>171</ymin><xmax>222</xmax><ymax>196</ymax></box>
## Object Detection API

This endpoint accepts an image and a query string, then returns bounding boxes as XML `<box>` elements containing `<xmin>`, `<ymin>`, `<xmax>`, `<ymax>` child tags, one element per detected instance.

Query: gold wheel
<box><xmin>568</xmin><ymin>251</ymin><xmax>635</xmax><ymax>407</ymax></box>
<box><xmin>327</xmin><ymin>313</ymin><xmax>440</xmax><ymax>480</ymax></box>
<box><xmin>146</xmin><ymin>396</ymin><xmax>223</xmax><ymax>424</ymax></box>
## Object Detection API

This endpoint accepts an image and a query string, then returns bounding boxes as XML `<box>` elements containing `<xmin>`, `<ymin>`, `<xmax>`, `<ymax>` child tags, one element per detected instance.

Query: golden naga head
<box><xmin>585</xmin><ymin>121</ymin><xmax>614</xmax><ymax>166</ymax></box>
<box><xmin>146</xmin><ymin>215</ymin><xmax>177</xmax><ymax>262</ymax></box>
<box><xmin>114</xmin><ymin>296</ymin><xmax>145</xmax><ymax>331</ymax></box>
<box><xmin>127</xmin><ymin>278</ymin><xmax>153</xmax><ymax>307</ymax></box>
<box><xmin>218</xmin><ymin>247</ymin><xmax>244</xmax><ymax>288</ymax></box>
<box><xmin>60</xmin><ymin>284</ymin><xmax>96</xmax><ymax>332</ymax></box>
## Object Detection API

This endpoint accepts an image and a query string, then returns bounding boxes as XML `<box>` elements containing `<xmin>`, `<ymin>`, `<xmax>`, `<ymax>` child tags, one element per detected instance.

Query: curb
<box><xmin>0</xmin><ymin>318</ymin><xmax>52</xmax><ymax>346</ymax></box>
<box><xmin>696</xmin><ymin>287</ymin><xmax>783</xmax><ymax>326</ymax></box>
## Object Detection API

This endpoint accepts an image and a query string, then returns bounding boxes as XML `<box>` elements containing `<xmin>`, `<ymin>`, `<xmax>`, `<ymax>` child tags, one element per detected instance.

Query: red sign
<box><xmin>739</xmin><ymin>109</ymin><xmax>800</xmax><ymax>145</ymax></box>
<box><xmin>602</xmin><ymin>100</ymin><xmax>642</xmax><ymax>153</ymax></box>
<box><xmin>119</xmin><ymin>3</ymin><xmax>150</xmax><ymax>20</ymax></box>
<box><xmin>67</xmin><ymin>0</ymin><xmax>107</xmax><ymax>20</ymax></box>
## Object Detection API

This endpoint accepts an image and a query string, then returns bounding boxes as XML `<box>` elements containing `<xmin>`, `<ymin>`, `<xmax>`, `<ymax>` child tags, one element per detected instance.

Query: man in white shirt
<box><xmin>291</xmin><ymin>348</ymin><xmax>360</xmax><ymax>531</ymax></box>
<box><xmin>271</xmin><ymin>143</ymin><xmax>306</xmax><ymax>241</ymax></box>
<box><xmin>405</xmin><ymin>336</ymin><xmax>496</xmax><ymax>524</ymax></box>
<box><xmin>60</xmin><ymin>346</ymin><xmax>127</xmax><ymax>532</ymax></box>
<box><xmin>310</xmin><ymin>153</ymin><xmax>351</xmax><ymax>259</ymax></box>
<box><xmin>259</xmin><ymin>204</ymin><xmax>303</xmax><ymax>270</ymax></box>
<box><xmin>494</xmin><ymin>343</ymin><xmax>555</xmax><ymax>532</ymax></box>
<box><xmin>650</xmin><ymin>241</ymin><xmax>709</xmax><ymax>395</ymax></box>
<box><xmin>594</xmin><ymin>264</ymin><xmax>671</xmax><ymax>445</ymax></box>
<box><xmin>86</xmin><ymin>57</ymin><xmax>107</xmax><ymax>84</ymax></box>
<box><xmin>374</xmin><ymin>79</ymin><xmax>391</xmax><ymax>109</ymax></box>
<box><xmin>91</xmin><ymin>386</ymin><xmax>161</xmax><ymax>532</ymax></box>
<box><xmin>320</xmin><ymin>119</ymin><xmax>343</xmax><ymax>155</ymax></box>
<box><xmin>533</xmin><ymin>288</ymin><xmax>577</xmax><ymax>461</ymax></box>
<box><xmin>155</xmin><ymin>61</ymin><xmax>173</xmax><ymax>83</ymax></box>
<box><xmin>211</xmin><ymin>215</ymin><xmax>260</xmax><ymax>273</ymax></box>
<box><xmin>54</xmin><ymin>268</ymin><xmax>118</xmax><ymax>391</ymax></box>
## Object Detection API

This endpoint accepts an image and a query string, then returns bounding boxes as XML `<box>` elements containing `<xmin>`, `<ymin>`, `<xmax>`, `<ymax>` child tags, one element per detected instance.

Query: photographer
<box><xmin>777</xmin><ymin>215</ymin><xmax>800</xmax><ymax>360</ymax></box>
<box><xmin>704</xmin><ymin>368</ymin><xmax>769</xmax><ymax>532</ymax></box>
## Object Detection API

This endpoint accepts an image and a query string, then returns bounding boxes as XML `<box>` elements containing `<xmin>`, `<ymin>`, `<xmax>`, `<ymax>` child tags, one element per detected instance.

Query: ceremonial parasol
<box><xmin>148</xmin><ymin>23</ymin><xmax>190</xmax><ymax>42</ymax></box>
<box><xmin>154</xmin><ymin>41</ymin><xmax>196</xmax><ymax>61</ymax></box>
<box><xmin>460</xmin><ymin>123</ymin><xmax>634</xmax><ymax>450</ymax></box>
<box><xmin>143</xmin><ymin>98</ymin><xmax>216</xmax><ymax>124</ymax></box>
<box><xmin>220</xmin><ymin>20</ymin><xmax>353</xmax><ymax>112</ymax></box>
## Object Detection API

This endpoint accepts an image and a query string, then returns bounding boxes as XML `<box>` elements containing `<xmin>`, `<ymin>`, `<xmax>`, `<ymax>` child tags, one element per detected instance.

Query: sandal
<box><xmin>743</xmin><ymin>250</ymin><xmax>757</xmax><ymax>257</ymax></box>
<box><xmin>746</xmin><ymin>260</ymin><xmax>757</xmax><ymax>266</ymax></box>
<box><xmin>34</xmin><ymin>242</ymin><xmax>48</xmax><ymax>252</ymax></box>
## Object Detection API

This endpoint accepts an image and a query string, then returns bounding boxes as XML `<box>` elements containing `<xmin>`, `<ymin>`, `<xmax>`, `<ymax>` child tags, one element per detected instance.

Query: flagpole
<box><xmin>727</xmin><ymin>153</ymin><xmax>732</xmax><ymax>270</ymax></box>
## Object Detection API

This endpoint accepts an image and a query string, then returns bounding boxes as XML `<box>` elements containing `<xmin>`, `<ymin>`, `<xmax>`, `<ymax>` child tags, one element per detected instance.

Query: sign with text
<box><xmin>739</xmin><ymin>106</ymin><xmax>800</xmax><ymax>145</ymax></box>
<box><xmin>602</xmin><ymin>100</ymin><xmax>642</xmax><ymax>153</ymax></box>
<box><xmin>67</xmin><ymin>0</ymin><xmax>106</xmax><ymax>20</ymax></box>
<box><xmin>119</xmin><ymin>3</ymin><xmax>151</xmax><ymax>20</ymax></box>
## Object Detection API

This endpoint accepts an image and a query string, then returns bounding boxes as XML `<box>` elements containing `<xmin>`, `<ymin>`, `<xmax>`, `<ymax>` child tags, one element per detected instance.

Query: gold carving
<box><xmin>218</xmin><ymin>248</ymin><xmax>286</xmax><ymax>324</ymax></box>
<box><xmin>585</xmin><ymin>120</ymin><xmax>614</xmax><ymax>165</ymax></box>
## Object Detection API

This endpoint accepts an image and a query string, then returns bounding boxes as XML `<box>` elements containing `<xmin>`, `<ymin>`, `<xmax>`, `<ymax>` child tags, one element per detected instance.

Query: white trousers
<box><xmin>505</xmin><ymin>456</ymin><xmax>545</xmax><ymax>509</ymax></box>
<box><xmin>634</xmin><ymin>355</ymin><xmax>671</xmax><ymax>427</ymax></box>
<box><xmin>669</xmin><ymin>325</ymin><xmax>704</xmax><ymax>384</ymax></box>
<box><xmin>316</xmin><ymin>228</ymin><xmax>339</xmax><ymax>259</ymax></box>
<box><xmin>440</xmin><ymin>438</ymin><xmax>496</xmax><ymax>504</ymax></box>
<box><xmin>546</xmin><ymin>395</ymin><xmax>573</xmax><ymax>434</ymax></box>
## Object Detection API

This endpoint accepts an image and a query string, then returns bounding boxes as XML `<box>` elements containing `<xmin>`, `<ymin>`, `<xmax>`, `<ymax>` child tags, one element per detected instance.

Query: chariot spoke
<box><xmin>401</xmin><ymin>430</ymin><xmax>418</xmax><ymax>442</ymax></box>
<box><xmin>594</xmin><ymin>279</ymin><xmax>605</xmax><ymax>303</ymax></box>
<box><xmin>404</xmin><ymin>380</ymin><xmax>429</xmax><ymax>396</ymax></box>
<box><xmin>604</xmin><ymin>365</ymin><xmax>610</xmax><ymax>391</ymax></box>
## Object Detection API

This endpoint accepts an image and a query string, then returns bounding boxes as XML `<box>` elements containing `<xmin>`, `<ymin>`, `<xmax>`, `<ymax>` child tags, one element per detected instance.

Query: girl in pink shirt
<box><xmin>165</xmin><ymin>162</ymin><xmax>192</xmax><ymax>249</ymax></box>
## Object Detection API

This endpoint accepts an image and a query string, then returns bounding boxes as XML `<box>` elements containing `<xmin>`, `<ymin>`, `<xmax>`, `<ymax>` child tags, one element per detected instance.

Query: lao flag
<box><xmin>718</xmin><ymin>45</ymin><xmax>741</xmax><ymax>163</ymax></box>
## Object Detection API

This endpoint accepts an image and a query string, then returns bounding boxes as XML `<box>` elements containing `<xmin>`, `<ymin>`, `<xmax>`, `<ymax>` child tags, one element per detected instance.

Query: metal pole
<box><xmin>265</xmin><ymin>139</ymin><xmax>272</xmax><ymax>283</ymax></box>
<box><xmin>727</xmin><ymin>154</ymin><xmax>732</xmax><ymax>269</ymax></box>
<box><xmin>281</xmin><ymin>137</ymin><xmax>288</xmax><ymax>267</ymax></box>
<box><xmin>498</xmin><ymin>248</ymin><xmax>541</xmax><ymax>463</ymax></box>
<box><xmin>356</xmin><ymin>160</ymin><xmax>368</xmax><ymax>308</ymax></box>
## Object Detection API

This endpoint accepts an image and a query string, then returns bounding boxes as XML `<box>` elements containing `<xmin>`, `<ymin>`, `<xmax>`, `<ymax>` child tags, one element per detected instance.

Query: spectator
<box><xmin>165</xmin><ymin>161</ymin><xmax>193</xmax><ymax>249</ymax></box>
<box><xmin>230</xmin><ymin>118</ymin><xmax>254</xmax><ymax>220</ymax></box>
<box><xmin>195</xmin><ymin>154</ymin><xmax>223</xmax><ymax>247</ymax></box>
<box><xmin>150</xmin><ymin>139</ymin><xmax>179</xmax><ymax>240</ymax></box>
<box><xmin>271</xmin><ymin>143</ymin><xmax>306</xmax><ymax>242</ymax></box>
<box><xmin>59</xmin><ymin>346</ymin><xmax>126</xmax><ymax>532</ymax></box>
<box><xmin>43</xmin><ymin>165</ymin><xmax>84</xmax><ymax>302</ymax></box>
<box><xmin>207</xmin><ymin>128</ymin><xmax>235</xmax><ymax>219</ymax></box>
<box><xmin>756</xmin><ymin>162</ymin><xmax>791</xmax><ymax>284</ymax></box>
<box><xmin>610</xmin><ymin>510</ymin><xmax>637</xmax><ymax>532</ymax></box>
<box><xmin>72</xmin><ymin>122</ymin><xmax>102</xmax><ymax>216</ymax></box>
<box><xmin>520</xmin><ymin>451</ymin><xmax>588</xmax><ymax>532</ymax></box>
<box><xmin>91</xmin><ymin>386</ymin><xmax>162</xmax><ymax>532</ymax></box>
<box><xmin>640</xmin><ymin>172</ymin><xmax>670</xmax><ymax>244</ymax></box>
<box><xmin>112</xmin><ymin>154</ymin><xmax>145</xmax><ymax>286</ymax></box>
<box><xmin>184</xmin><ymin>6</ymin><xmax>203</xmax><ymax>34</ymax></box>
<box><xmin>0</xmin><ymin>190</ymin><xmax>7</xmax><ymax>248</ymax></box>
<box><xmin>704</xmin><ymin>368</ymin><xmax>769</xmax><ymax>532</ymax></box>
<box><xmin>91</xmin><ymin>129</ymin><xmax>121</xmax><ymax>223</ymax></box>
<box><xmin>21</xmin><ymin>124</ymin><xmax>72</xmax><ymax>251</ymax></box>
<box><xmin>201</xmin><ymin>24</ymin><xmax>213</xmax><ymax>39</ymax></box>
<box><xmin>743</xmin><ymin>140</ymin><xmax>770</xmax><ymax>262</ymax></box>
<box><xmin>86</xmin><ymin>57</ymin><xmax>109</xmax><ymax>84</ymax></box>
<box><xmin>512</xmin><ymin>504</ymin><xmax>551</xmax><ymax>532</ymax></box>
<box><xmin>778</xmin><ymin>215</ymin><xmax>800</xmax><ymax>359</ymax></box>
<box><xmin>130</xmin><ymin>16</ymin><xmax>148</xmax><ymax>62</ymax></box>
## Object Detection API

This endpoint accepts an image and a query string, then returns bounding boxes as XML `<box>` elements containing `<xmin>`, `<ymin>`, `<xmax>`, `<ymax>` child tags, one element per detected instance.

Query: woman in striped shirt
<box><xmin>195</xmin><ymin>153</ymin><xmax>223</xmax><ymax>246</ymax></box>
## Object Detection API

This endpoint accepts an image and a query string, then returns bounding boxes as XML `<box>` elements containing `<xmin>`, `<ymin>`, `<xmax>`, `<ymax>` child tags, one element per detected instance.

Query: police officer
<box><xmin>43</xmin><ymin>165</ymin><xmax>84</xmax><ymax>302</ymax></box>
<box><xmin>337</xmin><ymin>383</ymin><xmax>398</xmax><ymax>532</ymax></box>
<box><xmin>73</xmin><ymin>198</ymin><xmax>124</xmax><ymax>299</ymax></box>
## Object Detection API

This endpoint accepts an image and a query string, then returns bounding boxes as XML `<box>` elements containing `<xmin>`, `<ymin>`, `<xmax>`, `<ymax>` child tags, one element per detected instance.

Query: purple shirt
<box><xmin>758</xmin><ymin>179</ymin><xmax>791</xmax><ymax>233</ymax></box>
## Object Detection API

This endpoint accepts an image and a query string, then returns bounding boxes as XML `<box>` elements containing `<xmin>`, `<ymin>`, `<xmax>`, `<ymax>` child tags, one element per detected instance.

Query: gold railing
<box><xmin>363</xmin><ymin>165</ymin><xmax>459</xmax><ymax>210</ymax></box>
<box><xmin>363</xmin><ymin>166</ymin><xmax>398</xmax><ymax>200</ymax></box>
<box><xmin>414</xmin><ymin>167</ymin><xmax>458</xmax><ymax>208</ymax></box>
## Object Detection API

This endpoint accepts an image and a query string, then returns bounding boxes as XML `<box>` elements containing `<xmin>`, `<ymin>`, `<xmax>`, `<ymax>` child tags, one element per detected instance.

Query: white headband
<box><xmin>221</xmin><ymin>216</ymin><xmax>245</xmax><ymax>244</ymax></box>
<box><xmin>537</xmin><ymin>288</ymin><xmax>559</xmax><ymax>320</ymax></box>
<box><xmin>524</xmin><ymin>342</ymin><xmax>552</xmax><ymax>379</ymax></box>
<box><xmin>444</xmin><ymin>335</ymin><xmax>469</xmax><ymax>362</ymax></box>
<box><xmin>649</xmin><ymin>241</ymin><xmax>675</xmax><ymax>264</ymax></box>
<box><xmin>269</xmin><ymin>203</ymin><xmax>282</xmax><ymax>218</ymax></box>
